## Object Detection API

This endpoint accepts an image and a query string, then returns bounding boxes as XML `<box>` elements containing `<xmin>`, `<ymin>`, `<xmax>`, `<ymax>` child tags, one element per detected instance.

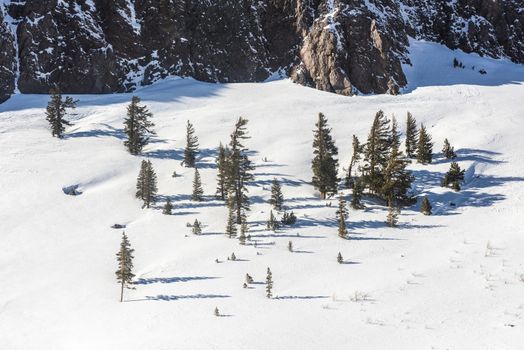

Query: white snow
<box><xmin>1</xmin><ymin>41</ymin><xmax>524</xmax><ymax>349</ymax></box>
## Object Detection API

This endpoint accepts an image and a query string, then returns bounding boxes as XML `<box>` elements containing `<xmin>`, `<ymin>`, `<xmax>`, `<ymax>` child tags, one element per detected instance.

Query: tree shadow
<box><xmin>65</xmin><ymin>124</ymin><xmax>126</xmax><ymax>140</ymax></box>
<box><xmin>134</xmin><ymin>276</ymin><xmax>219</xmax><ymax>285</ymax></box>
<box><xmin>144</xmin><ymin>294</ymin><xmax>231</xmax><ymax>301</ymax></box>
<box><xmin>432</xmin><ymin>148</ymin><xmax>505</xmax><ymax>165</ymax></box>
<box><xmin>274</xmin><ymin>295</ymin><xmax>329</xmax><ymax>300</ymax></box>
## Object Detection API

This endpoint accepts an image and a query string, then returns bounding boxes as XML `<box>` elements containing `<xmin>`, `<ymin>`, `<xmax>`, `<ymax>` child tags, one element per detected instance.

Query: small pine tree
<box><xmin>124</xmin><ymin>96</ymin><xmax>155</xmax><ymax>155</ymax></box>
<box><xmin>45</xmin><ymin>87</ymin><xmax>77</xmax><ymax>138</ymax></box>
<box><xmin>311</xmin><ymin>113</ymin><xmax>339</xmax><ymax>199</ymax></box>
<box><xmin>192</xmin><ymin>167</ymin><xmax>204</xmax><ymax>201</ymax></box>
<box><xmin>246</xmin><ymin>273</ymin><xmax>254</xmax><ymax>284</ymax></box>
<box><xmin>405</xmin><ymin>112</ymin><xmax>418</xmax><ymax>158</ymax></box>
<box><xmin>386</xmin><ymin>200</ymin><xmax>399</xmax><ymax>227</ymax></box>
<box><xmin>337</xmin><ymin>252</ymin><xmax>343</xmax><ymax>264</ymax></box>
<box><xmin>336</xmin><ymin>195</ymin><xmax>348</xmax><ymax>238</ymax></box>
<box><xmin>135</xmin><ymin>160</ymin><xmax>158</xmax><ymax>208</ymax></box>
<box><xmin>183</xmin><ymin>120</ymin><xmax>199</xmax><ymax>167</ymax></box>
<box><xmin>115</xmin><ymin>232</ymin><xmax>135</xmax><ymax>302</ymax></box>
<box><xmin>288</xmin><ymin>241</ymin><xmax>293</xmax><ymax>252</ymax></box>
<box><xmin>163</xmin><ymin>199</ymin><xmax>173</xmax><ymax>215</ymax></box>
<box><xmin>442</xmin><ymin>162</ymin><xmax>465</xmax><ymax>191</ymax></box>
<box><xmin>230</xmin><ymin>253</ymin><xmax>236</xmax><ymax>261</ymax></box>
<box><xmin>214</xmin><ymin>307</ymin><xmax>220</xmax><ymax>317</ymax></box>
<box><xmin>416</xmin><ymin>124</ymin><xmax>433</xmax><ymax>164</ymax></box>
<box><xmin>267</xmin><ymin>210</ymin><xmax>279</xmax><ymax>231</ymax></box>
<box><xmin>420</xmin><ymin>196</ymin><xmax>432</xmax><ymax>215</ymax></box>
<box><xmin>269</xmin><ymin>178</ymin><xmax>284</xmax><ymax>211</ymax></box>
<box><xmin>281</xmin><ymin>211</ymin><xmax>297</xmax><ymax>225</ymax></box>
<box><xmin>192</xmin><ymin>219</ymin><xmax>202</xmax><ymax>235</ymax></box>
<box><xmin>350</xmin><ymin>178</ymin><xmax>364</xmax><ymax>209</ymax></box>
<box><xmin>442</xmin><ymin>138</ymin><xmax>457</xmax><ymax>159</ymax></box>
<box><xmin>266</xmin><ymin>267</ymin><xmax>273</xmax><ymax>299</ymax></box>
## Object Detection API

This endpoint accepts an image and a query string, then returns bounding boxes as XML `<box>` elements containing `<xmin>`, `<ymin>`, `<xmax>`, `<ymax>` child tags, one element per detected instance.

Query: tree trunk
<box><xmin>120</xmin><ymin>278</ymin><xmax>124</xmax><ymax>302</ymax></box>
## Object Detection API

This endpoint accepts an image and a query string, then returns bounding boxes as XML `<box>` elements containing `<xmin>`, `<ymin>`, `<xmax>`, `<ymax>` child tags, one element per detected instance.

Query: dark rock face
<box><xmin>0</xmin><ymin>0</ymin><xmax>523</xmax><ymax>103</ymax></box>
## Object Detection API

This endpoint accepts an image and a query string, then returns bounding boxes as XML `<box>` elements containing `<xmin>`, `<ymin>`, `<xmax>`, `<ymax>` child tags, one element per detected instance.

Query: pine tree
<box><xmin>269</xmin><ymin>178</ymin><xmax>284</xmax><ymax>211</ymax></box>
<box><xmin>442</xmin><ymin>138</ymin><xmax>457</xmax><ymax>159</ymax></box>
<box><xmin>386</xmin><ymin>200</ymin><xmax>399</xmax><ymax>227</ymax></box>
<box><xmin>163</xmin><ymin>198</ymin><xmax>173</xmax><ymax>215</ymax></box>
<box><xmin>267</xmin><ymin>210</ymin><xmax>279</xmax><ymax>231</ymax></box>
<box><xmin>281</xmin><ymin>211</ymin><xmax>297</xmax><ymax>225</ymax></box>
<box><xmin>115</xmin><ymin>232</ymin><xmax>135</xmax><ymax>302</ymax></box>
<box><xmin>288</xmin><ymin>241</ymin><xmax>293</xmax><ymax>252</ymax></box>
<box><xmin>226</xmin><ymin>117</ymin><xmax>255</xmax><ymax>224</ymax></box>
<box><xmin>405</xmin><ymin>112</ymin><xmax>418</xmax><ymax>158</ymax></box>
<box><xmin>124</xmin><ymin>96</ymin><xmax>156</xmax><ymax>155</ymax></box>
<box><xmin>381</xmin><ymin>146</ymin><xmax>415</xmax><ymax>205</ymax></box>
<box><xmin>266</xmin><ymin>267</ymin><xmax>273</xmax><ymax>299</ymax></box>
<box><xmin>390</xmin><ymin>116</ymin><xmax>401</xmax><ymax>152</ymax></box>
<box><xmin>350</xmin><ymin>178</ymin><xmax>364</xmax><ymax>209</ymax></box>
<box><xmin>246</xmin><ymin>273</ymin><xmax>254</xmax><ymax>284</ymax></box>
<box><xmin>416</xmin><ymin>124</ymin><xmax>433</xmax><ymax>164</ymax></box>
<box><xmin>225</xmin><ymin>192</ymin><xmax>237</xmax><ymax>238</ymax></box>
<box><xmin>337</xmin><ymin>252</ymin><xmax>343</xmax><ymax>264</ymax></box>
<box><xmin>45</xmin><ymin>87</ymin><xmax>77</xmax><ymax>138</ymax></box>
<box><xmin>345</xmin><ymin>135</ymin><xmax>362</xmax><ymax>187</ymax></box>
<box><xmin>215</xmin><ymin>143</ymin><xmax>230</xmax><ymax>200</ymax></box>
<box><xmin>230</xmin><ymin>252</ymin><xmax>236</xmax><ymax>261</ymax></box>
<box><xmin>183</xmin><ymin>120</ymin><xmax>199</xmax><ymax>167</ymax></box>
<box><xmin>362</xmin><ymin>110</ymin><xmax>391</xmax><ymax>195</ymax></box>
<box><xmin>442</xmin><ymin>162</ymin><xmax>465</xmax><ymax>191</ymax></box>
<box><xmin>192</xmin><ymin>219</ymin><xmax>202</xmax><ymax>235</ymax></box>
<box><xmin>336</xmin><ymin>195</ymin><xmax>348</xmax><ymax>238</ymax></box>
<box><xmin>420</xmin><ymin>196</ymin><xmax>432</xmax><ymax>215</ymax></box>
<box><xmin>311</xmin><ymin>113</ymin><xmax>339</xmax><ymax>199</ymax></box>
<box><xmin>214</xmin><ymin>307</ymin><xmax>220</xmax><ymax>317</ymax></box>
<box><xmin>192</xmin><ymin>167</ymin><xmax>204</xmax><ymax>201</ymax></box>
<box><xmin>135</xmin><ymin>160</ymin><xmax>158</xmax><ymax>208</ymax></box>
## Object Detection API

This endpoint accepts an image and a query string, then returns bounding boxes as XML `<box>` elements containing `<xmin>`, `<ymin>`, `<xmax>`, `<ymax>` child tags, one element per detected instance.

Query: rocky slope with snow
<box><xmin>0</xmin><ymin>0</ymin><xmax>523</xmax><ymax>102</ymax></box>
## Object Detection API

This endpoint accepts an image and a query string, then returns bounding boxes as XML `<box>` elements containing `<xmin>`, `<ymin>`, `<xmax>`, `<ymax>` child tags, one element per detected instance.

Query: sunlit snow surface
<box><xmin>1</xmin><ymin>41</ymin><xmax>524</xmax><ymax>349</ymax></box>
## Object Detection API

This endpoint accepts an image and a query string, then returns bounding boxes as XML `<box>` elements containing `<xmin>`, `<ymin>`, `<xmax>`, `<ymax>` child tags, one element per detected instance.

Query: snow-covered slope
<box><xmin>1</xmin><ymin>42</ymin><xmax>524</xmax><ymax>349</ymax></box>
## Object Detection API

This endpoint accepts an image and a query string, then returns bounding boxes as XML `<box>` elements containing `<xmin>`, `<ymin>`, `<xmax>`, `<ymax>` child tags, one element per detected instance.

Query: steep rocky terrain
<box><xmin>1</xmin><ymin>0</ymin><xmax>523</xmax><ymax>102</ymax></box>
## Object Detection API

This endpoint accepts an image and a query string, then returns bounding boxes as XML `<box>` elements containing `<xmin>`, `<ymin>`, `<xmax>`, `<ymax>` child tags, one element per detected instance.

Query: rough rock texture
<box><xmin>0</xmin><ymin>0</ymin><xmax>523</xmax><ymax>102</ymax></box>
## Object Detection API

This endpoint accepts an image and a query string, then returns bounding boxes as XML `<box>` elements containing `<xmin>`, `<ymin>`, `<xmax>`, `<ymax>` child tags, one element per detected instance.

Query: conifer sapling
<box><xmin>420</xmin><ymin>196</ymin><xmax>432</xmax><ymax>215</ymax></box>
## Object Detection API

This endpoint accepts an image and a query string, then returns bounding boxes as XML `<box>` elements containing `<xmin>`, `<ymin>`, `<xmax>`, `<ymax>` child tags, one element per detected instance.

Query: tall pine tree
<box><xmin>382</xmin><ymin>146</ymin><xmax>415</xmax><ymax>205</ymax></box>
<box><xmin>226</xmin><ymin>117</ymin><xmax>255</xmax><ymax>224</ymax></box>
<box><xmin>362</xmin><ymin>110</ymin><xmax>391</xmax><ymax>195</ymax></box>
<box><xmin>183</xmin><ymin>120</ymin><xmax>199</xmax><ymax>167</ymax></box>
<box><xmin>416</xmin><ymin>124</ymin><xmax>433</xmax><ymax>164</ymax></box>
<box><xmin>266</xmin><ymin>267</ymin><xmax>273</xmax><ymax>299</ymax></box>
<box><xmin>192</xmin><ymin>167</ymin><xmax>204</xmax><ymax>201</ymax></box>
<box><xmin>405</xmin><ymin>112</ymin><xmax>418</xmax><ymax>158</ymax></box>
<box><xmin>215</xmin><ymin>143</ymin><xmax>230</xmax><ymax>200</ymax></box>
<box><xmin>351</xmin><ymin>178</ymin><xmax>364</xmax><ymax>209</ymax></box>
<box><xmin>45</xmin><ymin>87</ymin><xmax>77</xmax><ymax>138</ymax></box>
<box><xmin>345</xmin><ymin>135</ymin><xmax>362</xmax><ymax>188</ymax></box>
<box><xmin>124</xmin><ymin>96</ymin><xmax>156</xmax><ymax>155</ymax></box>
<box><xmin>135</xmin><ymin>160</ymin><xmax>158</xmax><ymax>208</ymax></box>
<box><xmin>270</xmin><ymin>178</ymin><xmax>284</xmax><ymax>211</ymax></box>
<box><xmin>115</xmin><ymin>232</ymin><xmax>135</xmax><ymax>302</ymax></box>
<box><xmin>311</xmin><ymin>113</ymin><xmax>339</xmax><ymax>199</ymax></box>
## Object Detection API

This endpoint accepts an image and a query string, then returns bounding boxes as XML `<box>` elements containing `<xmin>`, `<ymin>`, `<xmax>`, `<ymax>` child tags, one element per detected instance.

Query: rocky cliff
<box><xmin>1</xmin><ymin>0</ymin><xmax>523</xmax><ymax>102</ymax></box>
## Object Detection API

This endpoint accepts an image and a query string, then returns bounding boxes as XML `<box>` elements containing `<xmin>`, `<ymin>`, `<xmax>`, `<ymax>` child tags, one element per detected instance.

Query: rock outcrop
<box><xmin>0</xmin><ymin>0</ymin><xmax>523</xmax><ymax>103</ymax></box>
